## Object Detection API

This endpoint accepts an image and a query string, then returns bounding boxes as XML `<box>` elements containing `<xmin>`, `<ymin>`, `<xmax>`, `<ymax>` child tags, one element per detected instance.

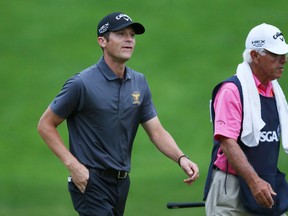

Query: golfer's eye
<box><xmin>116</xmin><ymin>31</ymin><xmax>124</xmax><ymax>36</ymax></box>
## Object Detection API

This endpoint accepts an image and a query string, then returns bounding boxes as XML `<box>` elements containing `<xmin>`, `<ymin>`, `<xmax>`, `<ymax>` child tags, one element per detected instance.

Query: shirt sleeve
<box><xmin>214</xmin><ymin>82</ymin><xmax>242</xmax><ymax>141</ymax></box>
<box><xmin>50</xmin><ymin>75</ymin><xmax>84</xmax><ymax>118</ymax></box>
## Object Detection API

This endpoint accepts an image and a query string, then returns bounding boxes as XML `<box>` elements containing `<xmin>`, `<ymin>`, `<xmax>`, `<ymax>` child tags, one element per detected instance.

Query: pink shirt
<box><xmin>213</xmin><ymin>74</ymin><xmax>273</xmax><ymax>175</ymax></box>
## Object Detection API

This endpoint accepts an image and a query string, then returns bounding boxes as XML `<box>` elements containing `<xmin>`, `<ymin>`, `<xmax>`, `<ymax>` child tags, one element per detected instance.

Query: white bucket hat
<box><xmin>245</xmin><ymin>23</ymin><xmax>288</xmax><ymax>55</ymax></box>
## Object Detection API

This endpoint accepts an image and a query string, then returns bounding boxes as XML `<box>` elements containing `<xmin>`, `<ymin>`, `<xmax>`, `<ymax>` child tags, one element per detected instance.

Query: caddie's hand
<box><xmin>70</xmin><ymin>163</ymin><xmax>89</xmax><ymax>193</ymax></box>
<box><xmin>250</xmin><ymin>178</ymin><xmax>277</xmax><ymax>209</ymax></box>
<box><xmin>179</xmin><ymin>157</ymin><xmax>199</xmax><ymax>185</ymax></box>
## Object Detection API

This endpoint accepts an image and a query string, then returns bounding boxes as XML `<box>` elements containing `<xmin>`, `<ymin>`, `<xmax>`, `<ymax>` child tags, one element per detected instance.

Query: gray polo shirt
<box><xmin>50</xmin><ymin>57</ymin><xmax>157</xmax><ymax>171</ymax></box>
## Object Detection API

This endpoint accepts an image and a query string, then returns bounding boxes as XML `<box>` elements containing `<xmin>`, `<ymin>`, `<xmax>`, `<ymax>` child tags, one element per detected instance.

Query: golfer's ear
<box><xmin>98</xmin><ymin>36</ymin><xmax>106</xmax><ymax>48</ymax></box>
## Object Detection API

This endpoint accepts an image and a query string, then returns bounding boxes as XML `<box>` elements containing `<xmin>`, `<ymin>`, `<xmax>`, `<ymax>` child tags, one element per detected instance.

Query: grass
<box><xmin>1</xmin><ymin>0</ymin><xmax>288</xmax><ymax>215</ymax></box>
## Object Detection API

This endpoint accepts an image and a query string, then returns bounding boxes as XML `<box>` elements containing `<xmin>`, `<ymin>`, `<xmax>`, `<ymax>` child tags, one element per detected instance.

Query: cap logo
<box><xmin>116</xmin><ymin>13</ymin><xmax>132</xmax><ymax>22</ymax></box>
<box><xmin>273</xmin><ymin>32</ymin><xmax>284</xmax><ymax>41</ymax></box>
<box><xmin>252</xmin><ymin>40</ymin><xmax>265</xmax><ymax>48</ymax></box>
<box><xmin>99</xmin><ymin>22</ymin><xmax>109</xmax><ymax>34</ymax></box>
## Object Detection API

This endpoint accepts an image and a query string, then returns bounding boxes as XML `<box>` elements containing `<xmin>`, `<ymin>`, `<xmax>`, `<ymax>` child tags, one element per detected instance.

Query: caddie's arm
<box><xmin>219</xmin><ymin>137</ymin><xmax>276</xmax><ymax>209</ymax></box>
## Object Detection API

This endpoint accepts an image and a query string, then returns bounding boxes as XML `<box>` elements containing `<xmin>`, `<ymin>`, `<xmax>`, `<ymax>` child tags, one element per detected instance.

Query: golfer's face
<box><xmin>105</xmin><ymin>27</ymin><xmax>136</xmax><ymax>62</ymax></box>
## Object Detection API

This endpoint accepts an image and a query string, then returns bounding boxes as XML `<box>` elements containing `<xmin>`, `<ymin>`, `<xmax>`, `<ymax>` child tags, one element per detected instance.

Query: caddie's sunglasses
<box><xmin>264</xmin><ymin>50</ymin><xmax>288</xmax><ymax>61</ymax></box>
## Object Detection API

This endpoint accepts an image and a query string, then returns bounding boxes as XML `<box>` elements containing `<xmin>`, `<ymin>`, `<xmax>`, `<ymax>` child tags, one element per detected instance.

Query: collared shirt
<box><xmin>50</xmin><ymin>57</ymin><xmax>157</xmax><ymax>171</ymax></box>
<box><xmin>213</xmin><ymin>74</ymin><xmax>274</xmax><ymax>174</ymax></box>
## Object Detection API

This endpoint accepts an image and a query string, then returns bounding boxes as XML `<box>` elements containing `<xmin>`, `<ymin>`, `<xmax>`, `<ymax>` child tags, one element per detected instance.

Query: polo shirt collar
<box><xmin>97</xmin><ymin>56</ymin><xmax>132</xmax><ymax>81</ymax></box>
<box><xmin>252</xmin><ymin>73</ymin><xmax>273</xmax><ymax>96</ymax></box>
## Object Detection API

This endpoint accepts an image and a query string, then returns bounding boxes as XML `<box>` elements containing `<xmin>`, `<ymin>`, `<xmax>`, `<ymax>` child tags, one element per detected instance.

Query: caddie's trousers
<box><xmin>205</xmin><ymin>169</ymin><xmax>287</xmax><ymax>216</ymax></box>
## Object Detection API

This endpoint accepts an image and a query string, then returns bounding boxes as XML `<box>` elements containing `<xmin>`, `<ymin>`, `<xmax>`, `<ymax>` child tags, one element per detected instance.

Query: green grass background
<box><xmin>1</xmin><ymin>0</ymin><xmax>288</xmax><ymax>215</ymax></box>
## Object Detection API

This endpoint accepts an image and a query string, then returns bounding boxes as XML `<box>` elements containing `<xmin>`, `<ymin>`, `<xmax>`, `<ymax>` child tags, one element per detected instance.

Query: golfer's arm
<box><xmin>220</xmin><ymin>137</ymin><xmax>259</xmax><ymax>186</ymax></box>
<box><xmin>37</xmin><ymin>107</ymin><xmax>80</xmax><ymax>170</ymax></box>
<box><xmin>142</xmin><ymin>117</ymin><xmax>184</xmax><ymax>162</ymax></box>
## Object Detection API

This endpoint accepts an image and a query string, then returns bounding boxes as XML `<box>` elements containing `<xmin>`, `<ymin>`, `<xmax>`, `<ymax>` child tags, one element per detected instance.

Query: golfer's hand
<box><xmin>249</xmin><ymin>178</ymin><xmax>276</xmax><ymax>209</ymax></box>
<box><xmin>70</xmin><ymin>163</ymin><xmax>89</xmax><ymax>193</ymax></box>
<box><xmin>180</xmin><ymin>158</ymin><xmax>199</xmax><ymax>185</ymax></box>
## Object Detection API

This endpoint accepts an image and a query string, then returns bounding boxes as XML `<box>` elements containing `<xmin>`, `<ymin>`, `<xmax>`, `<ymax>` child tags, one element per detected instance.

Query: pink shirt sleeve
<box><xmin>213</xmin><ymin>82</ymin><xmax>242</xmax><ymax>175</ymax></box>
<box><xmin>213</xmin><ymin>82</ymin><xmax>242</xmax><ymax>141</ymax></box>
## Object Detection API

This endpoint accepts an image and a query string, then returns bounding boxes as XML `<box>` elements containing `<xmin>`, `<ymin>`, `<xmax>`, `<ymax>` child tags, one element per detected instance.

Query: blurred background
<box><xmin>1</xmin><ymin>0</ymin><xmax>288</xmax><ymax>215</ymax></box>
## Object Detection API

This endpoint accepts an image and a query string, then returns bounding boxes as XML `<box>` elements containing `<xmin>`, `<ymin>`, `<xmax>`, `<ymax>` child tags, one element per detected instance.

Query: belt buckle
<box><xmin>117</xmin><ymin>171</ymin><xmax>128</xmax><ymax>179</ymax></box>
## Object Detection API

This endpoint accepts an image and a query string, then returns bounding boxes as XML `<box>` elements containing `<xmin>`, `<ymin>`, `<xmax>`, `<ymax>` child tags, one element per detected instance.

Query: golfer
<box><xmin>37</xmin><ymin>12</ymin><xmax>199</xmax><ymax>216</ymax></box>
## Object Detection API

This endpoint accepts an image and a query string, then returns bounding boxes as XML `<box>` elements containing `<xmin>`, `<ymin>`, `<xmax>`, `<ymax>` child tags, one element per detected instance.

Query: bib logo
<box><xmin>260</xmin><ymin>130</ymin><xmax>280</xmax><ymax>142</ymax></box>
<box><xmin>132</xmin><ymin>91</ymin><xmax>140</xmax><ymax>105</ymax></box>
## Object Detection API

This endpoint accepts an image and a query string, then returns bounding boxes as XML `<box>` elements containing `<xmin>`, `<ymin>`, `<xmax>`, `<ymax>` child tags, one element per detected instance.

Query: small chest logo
<box><xmin>132</xmin><ymin>91</ymin><xmax>140</xmax><ymax>105</ymax></box>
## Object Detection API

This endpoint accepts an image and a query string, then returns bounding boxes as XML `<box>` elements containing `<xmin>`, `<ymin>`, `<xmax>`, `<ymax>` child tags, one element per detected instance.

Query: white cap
<box><xmin>245</xmin><ymin>23</ymin><xmax>288</xmax><ymax>55</ymax></box>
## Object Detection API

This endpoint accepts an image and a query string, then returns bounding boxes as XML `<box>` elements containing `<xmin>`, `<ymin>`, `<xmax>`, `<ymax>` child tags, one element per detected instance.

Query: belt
<box><xmin>101</xmin><ymin>169</ymin><xmax>129</xmax><ymax>179</ymax></box>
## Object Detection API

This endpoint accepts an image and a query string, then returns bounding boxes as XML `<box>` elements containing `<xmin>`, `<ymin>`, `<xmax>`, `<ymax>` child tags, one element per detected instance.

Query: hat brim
<box><xmin>266</xmin><ymin>44</ymin><xmax>288</xmax><ymax>55</ymax></box>
<box><xmin>110</xmin><ymin>22</ymin><xmax>145</xmax><ymax>35</ymax></box>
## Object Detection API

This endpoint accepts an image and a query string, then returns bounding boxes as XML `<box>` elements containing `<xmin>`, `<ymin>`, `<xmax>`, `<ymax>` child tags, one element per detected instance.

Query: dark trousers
<box><xmin>68</xmin><ymin>168</ymin><xmax>130</xmax><ymax>216</ymax></box>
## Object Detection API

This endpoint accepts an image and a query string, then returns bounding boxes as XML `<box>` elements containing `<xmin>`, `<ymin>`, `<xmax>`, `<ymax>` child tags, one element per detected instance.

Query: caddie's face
<box><xmin>100</xmin><ymin>26</ymin><xmax>136</xmax><ymax>63</ymax></box>
<box><xmin>253</xmin><ymin>50</ymin><xmax>287</xmax><ymax>83</ymax></box>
